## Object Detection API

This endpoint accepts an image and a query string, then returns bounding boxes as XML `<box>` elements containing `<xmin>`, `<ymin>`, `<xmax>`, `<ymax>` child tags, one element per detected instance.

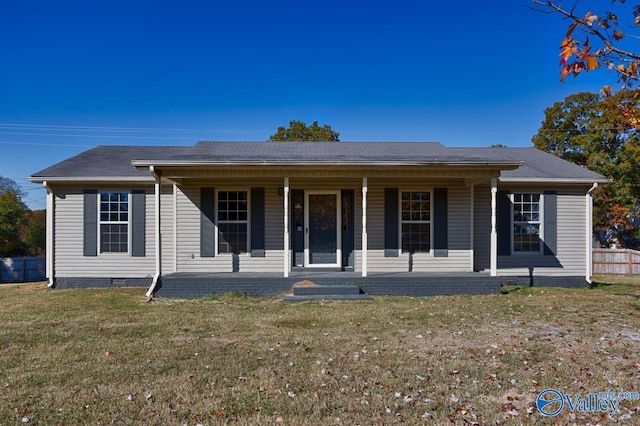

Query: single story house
<box><xmin>30</xmin><ymin>141</ymin><xmax>608</xmax><ymax>298</ymax></box>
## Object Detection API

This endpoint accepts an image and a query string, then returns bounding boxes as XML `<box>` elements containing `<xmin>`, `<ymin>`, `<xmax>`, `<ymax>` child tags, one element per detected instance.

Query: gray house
<box><xmin>30</xmin><ymin>141</ymin><xmax>608</xmax><ymax>298</ymax></box>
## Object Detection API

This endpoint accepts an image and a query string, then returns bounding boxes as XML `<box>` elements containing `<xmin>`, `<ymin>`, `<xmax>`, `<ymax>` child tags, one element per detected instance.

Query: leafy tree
<box><xmin>0</xmin><ymin>181</ymin><xmax>28</xmax><ymax>257</ymax></box>
<box><xmin>532</xmin><ymin>91</ymin><xmax>640</xmax><ymax>247</ymax></box>
<box><xmin>0</xmin><ymin>176</ymin><xmax>24</xmax><ymax>197</ymax></box>
<box><xmin>269</xmin><ymin>120</ymin><xmax>340</xmax><ymax>142</ymax></box>
<box><xmin>22</xmin><ymin>210</ymin><xmax>46</xmax><ymax>256</ymax></box>
<box><xmin>532</xmin><ymin>0</ymin><xmax>640</xmax><ymax>90</ymax></box>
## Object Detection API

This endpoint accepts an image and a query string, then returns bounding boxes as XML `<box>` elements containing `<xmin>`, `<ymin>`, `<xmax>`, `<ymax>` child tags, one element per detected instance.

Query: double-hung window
<box><xmin>217</xmin><ymin>190</ymin><xmax>248</xmax><ymax>254</ymax></box>
<box><xmin>401</xmin><ymin>191</ymin><xmax>431</xmax><ymax>253</ymax></box>
<box><xmin>99</xmin><ymin>192</ymin><xmax>129</xmax><ymax>253</ymax></box>
<box><xmin>511</xmin><ymin>193</ymin><xmax>542</xmax><ymax>253</ymax></box>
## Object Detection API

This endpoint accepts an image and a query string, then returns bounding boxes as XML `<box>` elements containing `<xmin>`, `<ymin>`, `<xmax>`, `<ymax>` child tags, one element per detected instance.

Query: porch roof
<box><xmin>131</xmin><ymin>141</ymin><xmax>520</xmax><ymax>168</ymax></box>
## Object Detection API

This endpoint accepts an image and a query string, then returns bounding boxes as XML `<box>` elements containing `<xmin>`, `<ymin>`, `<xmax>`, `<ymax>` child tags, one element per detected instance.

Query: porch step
<box><xmin>283</xmin><ymin>293</ymin><xmax>373</xmax><ymax>302</ymax></box>
<box><xmin>294</xmin><ymin>284</ymin><xmax>362</xmax><ymax>296</ymax></box>
<box><xmin>283</xmin><ymin>281</ymin><xmax>372</xmax><ymax>302</ymax></box>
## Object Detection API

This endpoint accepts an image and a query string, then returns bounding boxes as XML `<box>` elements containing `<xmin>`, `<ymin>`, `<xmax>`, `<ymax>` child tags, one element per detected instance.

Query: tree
<box><xmin>269</xmin><ymin>120</ymin><xmax>340</xmax><ymax>142</ymax></box>
<box><xmin>0</xmin><ymin>176</ymin><xmax>24</xmax><ymax>197</ymax></box>
<box><xmin>532</xmin><ymin>0</ymin><xmax>640</xmax><ymax>90</ymax></box>
<box><xmin>0</xmin><ymin>180</ymin><xmax>28</xmax><ymax>257</ymax></box>
<box><xmin>532</xmin><ymin>91</ymin><xmax>640</xmax><ymax>247</ymax></box>
<box><xmin>21</xmin><ymin>210</ymin><xmax>46</xmax><ymax>256</ymax></box>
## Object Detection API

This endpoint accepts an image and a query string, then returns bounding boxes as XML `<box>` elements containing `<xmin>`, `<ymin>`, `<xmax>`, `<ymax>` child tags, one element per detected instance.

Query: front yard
<box><xmin>0</xmin><ymin>277</ymin><xmax>638</xmax><ymax>424</ymax></box>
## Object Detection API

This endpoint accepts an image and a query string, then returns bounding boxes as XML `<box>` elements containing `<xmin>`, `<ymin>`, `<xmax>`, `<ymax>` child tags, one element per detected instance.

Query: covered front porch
<box><xmin>142</xmin><ymin>169</ymin><xmax>510</xmax><ymax>299</ymax></box>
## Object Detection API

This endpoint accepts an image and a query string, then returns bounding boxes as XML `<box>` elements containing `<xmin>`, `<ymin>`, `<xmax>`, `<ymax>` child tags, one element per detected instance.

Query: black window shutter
<box><xmin>83</xmin><ymin>190</ymin><xmax>98</xmax><ymax>256</ymax></box>
<box><xmin>497</xmin><ymin>190</ymin><xmax>512</xmax><ymax>256</ymax></box>
<box><xmin>543</xmin><ymin>191</ymin><xmax>557</xmax><ymax>256</ymax></box>
<box><xmin>131</xmin><ymin>190</ymin><xmax>146</xmax><ymax>257</ymax></box>
<box><xmin>250</xmin><ymin>187</ymin><xmax>265</xmax><ymax>257</ymax></box>
<box><xmin>433</xmin><ymin>188</ymin><xmax>448</xmax><ymax>257</ymax></box>
<box><xmin>384</xmin><ymin>188</ymin><xmax>399</xmax><ymax>257</ymax></box>
<box><xmin>200</xmin><ymin>188</ymin><xmax>216</xmax><ymax>257</ymax></box>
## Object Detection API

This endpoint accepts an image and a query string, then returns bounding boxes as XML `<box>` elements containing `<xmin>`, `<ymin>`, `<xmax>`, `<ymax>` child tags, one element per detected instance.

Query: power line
<box><xmin>0</xmin><ymin>122</ymin><xmax>268</xmax><ymax>133</ymax></box>
<box><xmin>0</xmin><ymin>131</ymin><xmax>200</xmax><ymax>140</ymax></box>
<box><xmin>0</xmin><ymin>141</ymin><xmax>95</xmax><ymax>147</ymax></box>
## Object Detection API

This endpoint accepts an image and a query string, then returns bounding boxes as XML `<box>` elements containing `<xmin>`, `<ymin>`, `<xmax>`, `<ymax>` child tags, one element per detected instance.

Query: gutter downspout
<box><xmin>146</xmin><ymin>166</ymin><xmax>162</xmax><ymax>298</ymax></box>
<box><xmin>43</xmin><ymin>181</ymin><xmax>54</xmax><ymax>288</ymax></box>
<box><xmin>586</xmin><ymin>183</ymin><xmax>598</xmax><ymax>284</ymax></box>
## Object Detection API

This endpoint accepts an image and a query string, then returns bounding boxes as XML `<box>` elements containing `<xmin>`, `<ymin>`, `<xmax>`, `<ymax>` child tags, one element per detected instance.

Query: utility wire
<box><xmin>0</xmin><ymin>132</ymin><xmax>203</xmax><ymax>140</ymax></box>
<box><xmin>0</xmin><ymin>122</ymin><xmax>268</xmax><ymax>133</ymax></box>
<box><xmin>0</xmin><ymin>141</ymin><xmax>95</xmax><ymax>147</ymax></box>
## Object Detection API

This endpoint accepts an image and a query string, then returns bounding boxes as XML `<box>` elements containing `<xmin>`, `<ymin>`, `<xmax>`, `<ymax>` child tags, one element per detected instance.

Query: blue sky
<box><xmin>0</xmin><ymin>0</ymin><xmax>612</xmax><ymax>209</ymax></box>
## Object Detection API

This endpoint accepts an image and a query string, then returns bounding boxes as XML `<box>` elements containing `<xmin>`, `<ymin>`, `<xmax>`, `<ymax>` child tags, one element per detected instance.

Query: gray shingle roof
<box><xmin>139</xmin><ymin>141</ymin><xmax>521</xmax><ymax>165</ymax></box>
<box><xmin>30</xmin><ymin>141</ymin><xmax>607</xmax><ymax>182</ymax></box>
<box><xmin>448</xmin><ymin>147</ymin><xmax>607</xmax><ymax>181</ymax></box>
<box><xmin>31</xmin><ymin>145</ymin><xmax>190</xmax><ymax>179</ymax></box>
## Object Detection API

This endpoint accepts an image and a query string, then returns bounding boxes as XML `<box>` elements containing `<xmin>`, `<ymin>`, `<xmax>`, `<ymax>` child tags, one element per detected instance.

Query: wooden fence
<box><xmin>0</xmin><ymin>257</ymin><xmax>46</xmax><ymax>283</ymax></box>
<box><xmin>592</xmin><ymin>248</ymin><xmax>640</xmax><ymax>275</ymax></box>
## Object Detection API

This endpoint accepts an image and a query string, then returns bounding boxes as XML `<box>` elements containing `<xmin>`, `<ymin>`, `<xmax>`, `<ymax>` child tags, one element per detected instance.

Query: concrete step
<box><xmin>293</xmin><ymin>284</ymin><xmax>362</xmax><ymax>296</ymax></box>
<box><xmin>283</xmin><ymin>293</ymin><xmax>373</xmax><ymax>302</ymax></box>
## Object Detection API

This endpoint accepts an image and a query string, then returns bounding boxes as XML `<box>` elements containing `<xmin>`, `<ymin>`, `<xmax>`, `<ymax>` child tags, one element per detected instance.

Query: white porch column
<box><xmin>43</xmin><ymin>182</ymin><xmax>54</xmax><ymax>287</ymax></box>
<box><xmin>469</xmin><ymin>184</ymin><xmax>475</xmax><ymax>272</ymax></box>
<box><xmin>490</xmin><ymin>178</ymin><xmax>498</xmax><ymax>277</ymax></box>
<box><xmin>362</xmin><ymin>177</ymin><xmax>368</xmax><ymax>277</ymax></box>
<box><xmin>173</xmin><ymin>183</ymin><xmax>178</xmax><ymax>273</ymax></box>
<box><xmin>284</xmin><ymin>177</ymin><xmax>290</xmax><ymax>277</ymax></box>
<box><xmin>155</xmin><ymin>177</ymin><xmax>161</xmax><ymax>278</ymax></box>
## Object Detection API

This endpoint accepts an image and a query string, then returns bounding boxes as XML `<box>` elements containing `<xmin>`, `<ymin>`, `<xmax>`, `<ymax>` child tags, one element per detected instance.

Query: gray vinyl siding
<box><xmin>175</xmin><ymin>179</ymin><xmax>285</xmax><ymax>273</ymax></box>
<box><xmin>359</xmin><ymin>178</ymin><xmax>472</xmax><ymax>273</ymax></box>
<box><xmin>497</xmin><ymin>189</ymin><xmax>586</xmax><ymax>276</ymax></box>
<box><xmin>54</xmin><ymin>186</ymin><xmax>157</xmax><ymax>278</ymax></box>
<box><xmin>161</xmin><ymin>186</ymin><xmax>175</xmax><ymax>272</ymax></box>
<box><xmin>473</xmin><ymin>186</ymin><xmax>588</xmax><ymax>277</ymax></box>
<box><xmin>175</xmin><ymin>178</ymin><xmax>366</xmax><ymax>274</ymax></box>
<box><xmin>52</xmin><ymin>179</ymin><xmax>587</xmax><ymax>279</ymax></box>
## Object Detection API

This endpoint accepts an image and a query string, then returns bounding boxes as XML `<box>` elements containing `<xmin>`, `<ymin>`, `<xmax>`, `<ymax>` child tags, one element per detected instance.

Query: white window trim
<box><xmin>510</xmin><ymin>192</ymin><xmax>544</xmax><ymax>255</ymax></box>
<box><xmin>399</xmin><ymin>189</ymin><xmax>433</xmax><ymax>255</ymax></box>
<box><xmin>215</xmin><ymin>189</ymin><xmax>251</xmax><ymax>256</ymax></box>
<box><xmin>97</xmin><ymin>191</ymin><xmax>131</xmax><ymax>255</ymax></box>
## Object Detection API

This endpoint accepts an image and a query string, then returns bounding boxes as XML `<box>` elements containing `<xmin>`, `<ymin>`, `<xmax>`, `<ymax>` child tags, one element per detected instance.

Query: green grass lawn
<box><xmin>0</xmin><ymin>277</ymin><xmax>639</xmax><ymax>425</ymax></box>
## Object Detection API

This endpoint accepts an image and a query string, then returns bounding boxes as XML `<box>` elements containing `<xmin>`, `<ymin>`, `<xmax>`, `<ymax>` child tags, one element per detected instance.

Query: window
<box><xmin>99</xmin><ymin>192</ymin><xmax>129</xmax><ymax>253</ymax></box>
<box><xmin>218</xmin><ymin>190</ymin><xmax>248</xmax><ymax>254</ymax></box>
<box><xmin>512</xmin><ymin>193</ymin><xmax>542</xmax><ymax>253</ymax></box>
<box><xmin>401</xmin><ymin>191</ymin><xmax>431</xmax><ymax>253</ymax></box>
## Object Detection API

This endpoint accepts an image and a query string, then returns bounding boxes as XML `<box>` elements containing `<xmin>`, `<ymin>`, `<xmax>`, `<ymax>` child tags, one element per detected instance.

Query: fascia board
<box><xmin>28</xmin><ymin>176</ymin><xmax>155</xmax><ymax>184</ymax></box>
<box><xmin>131</xmin><ymin>160</ymin><xmax>523</xmax><ymax>169</ymax></box>
<box><xmin>499</xmin><ymin>177</ymin><xmax>611</xmax><ymax>184</ymax></box>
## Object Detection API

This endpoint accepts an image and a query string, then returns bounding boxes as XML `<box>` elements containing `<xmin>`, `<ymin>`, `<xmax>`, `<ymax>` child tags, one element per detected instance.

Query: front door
<box><xmin>305</xmin><ymin>191</ymin><xmax>341</xmax><ymax>267</ymax></box>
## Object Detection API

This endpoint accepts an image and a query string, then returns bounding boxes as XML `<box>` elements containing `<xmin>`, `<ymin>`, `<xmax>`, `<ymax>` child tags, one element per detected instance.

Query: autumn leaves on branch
<box><xmin>533</xmin><ymin>0</ymin><xmax>640</xmax><ymax>91</ymax></box>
